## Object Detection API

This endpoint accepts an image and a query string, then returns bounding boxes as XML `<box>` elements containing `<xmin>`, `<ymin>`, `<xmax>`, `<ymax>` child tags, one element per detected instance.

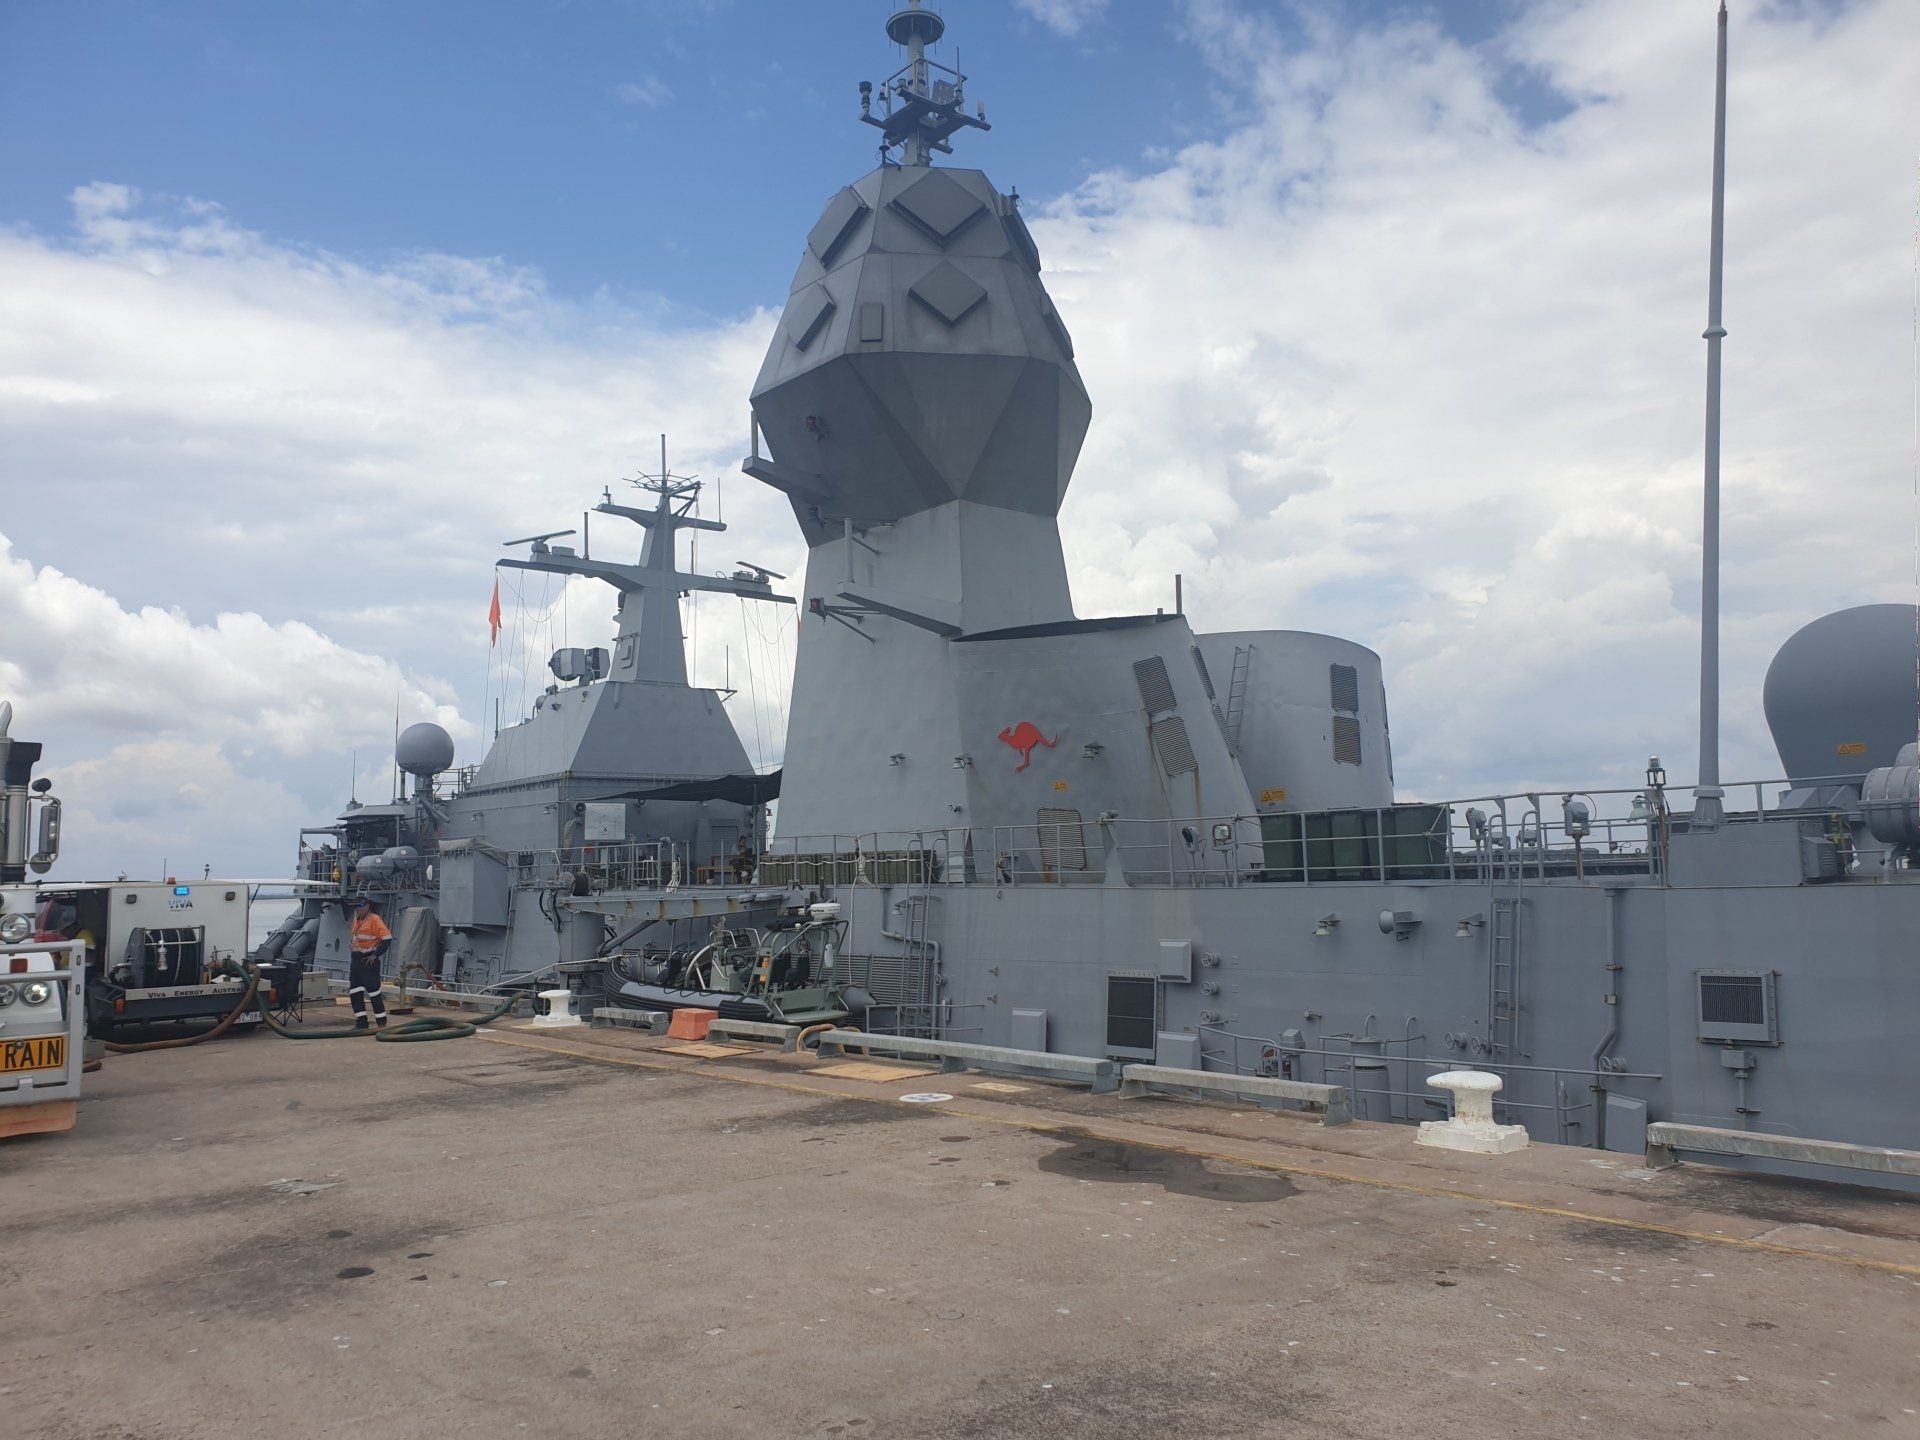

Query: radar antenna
<box><xmin>859</xmin><ymin>2</ymin><xmax>989</xmax><ymax>167</ymax></box>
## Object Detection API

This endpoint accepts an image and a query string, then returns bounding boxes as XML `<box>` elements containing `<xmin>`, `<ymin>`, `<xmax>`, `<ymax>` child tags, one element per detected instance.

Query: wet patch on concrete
<box><xmin>125</xmin><ymin>1217</ymin><xmax>442</xmax><ymax>1321</ymax></box>
<box><xmin>1037</xmin><ymin>1139</ymin><xmax>1297</xmax><ymax>1203</ymax></box>
<box><xmin>1635</xmin><ymin>1168</ymin><xmax>1920</xmax><ymax>1243</ymax></box>
<box><xmin>1557</xmin><ymin>1219</ymin><xmax>1696</xmax><ymax>1252</ymax></box>
<box><xmin>336</xmin><ymin>1266</ymin><xmax>374</xmax><ymax>1279</ymax></box>
<box><xmin>723</xmin><ymin>1098</ymin><xmax>920</xmax><ymax>1135</ymax></box>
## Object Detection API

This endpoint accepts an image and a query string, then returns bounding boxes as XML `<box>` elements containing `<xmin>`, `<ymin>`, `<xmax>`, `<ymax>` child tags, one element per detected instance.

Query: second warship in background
<box><xmin>275</xmin><ymin>3</ymin><xmax>1920</xmax><ymax>1178</ymax></box>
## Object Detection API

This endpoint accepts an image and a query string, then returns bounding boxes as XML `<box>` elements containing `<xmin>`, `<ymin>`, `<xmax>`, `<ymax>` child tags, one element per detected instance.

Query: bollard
<box><xmin>1416</xmin><ymin>1069</ymin><xmax>1528</xmax><ymax>1155</ymax></box>
<box><xmin>528</xmin><ymin>988</ymin><xmax>583</xmax><ymax>1028</ymax></box>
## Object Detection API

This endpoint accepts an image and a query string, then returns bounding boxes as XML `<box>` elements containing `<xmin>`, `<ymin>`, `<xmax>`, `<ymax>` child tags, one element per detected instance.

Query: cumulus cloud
<box><xmin>1037</xmin><ymin>0</ymin><xmax>1918</xmax><ymax>795</ymax></box>
<box><xmin>1016</xmin><ymin>0</ymin><xmax>1110</xmax><ymax>37</ymax></box>
<box><xmin>0</xmin><ymin>183</ymin><xmax>796</xmax><ymax>877</ymax></box>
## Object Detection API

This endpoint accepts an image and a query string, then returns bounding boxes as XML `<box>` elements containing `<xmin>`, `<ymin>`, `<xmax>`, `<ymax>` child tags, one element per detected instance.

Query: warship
<box><xmin>285</xmin><ymin>3</ymin><xmax>1916</xmax><ymax>1175</ymax></box>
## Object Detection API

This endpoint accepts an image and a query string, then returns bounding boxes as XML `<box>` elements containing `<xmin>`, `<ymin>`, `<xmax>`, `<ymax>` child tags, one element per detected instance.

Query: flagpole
<box><xmin>1695</xmin><ymin>0</ymin><xmax>1729</xmax><ymax>829</ymax></box>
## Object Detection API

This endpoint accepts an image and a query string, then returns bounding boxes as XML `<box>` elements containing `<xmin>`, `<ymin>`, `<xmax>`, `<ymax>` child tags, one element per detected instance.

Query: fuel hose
<box><xmin>246</xmin><ymin>965</ymin><xmax>520</xmax><ymax>1042</ymax></box>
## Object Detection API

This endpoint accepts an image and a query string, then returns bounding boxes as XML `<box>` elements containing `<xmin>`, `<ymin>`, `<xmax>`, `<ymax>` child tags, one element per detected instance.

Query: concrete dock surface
<box><xmin>5</xmin><ymin>1017</ymin><xmax>1918</xmax><ymax>1439</ymax></box>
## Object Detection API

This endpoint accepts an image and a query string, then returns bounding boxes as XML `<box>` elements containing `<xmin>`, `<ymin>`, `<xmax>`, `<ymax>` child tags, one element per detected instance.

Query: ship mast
<box><xmin>1694</xmin><ymin>0</ymin><xmax>1730</xmax><ymax>829</ymax></box>
<box><xmin>859</xmin><ymin>2</ymin><xmax>988</xmax><ymax>167</ymax></box>
<box><xmin>500</xmin><ymin>440</ymin><xmax>792</xmax><ymax>687</ymax></box>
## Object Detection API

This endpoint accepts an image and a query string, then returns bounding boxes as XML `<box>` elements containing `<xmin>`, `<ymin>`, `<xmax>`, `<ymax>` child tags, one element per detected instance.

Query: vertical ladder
<box><xmin>1224</xmin><ymin>645</ymin><xmax>1253</xmax><ymax>752</ymax></box>
<box><xmin>1487</xmin><ymin>896</ymin><xmax>1523</xmax><ymax>1081</ymax></box>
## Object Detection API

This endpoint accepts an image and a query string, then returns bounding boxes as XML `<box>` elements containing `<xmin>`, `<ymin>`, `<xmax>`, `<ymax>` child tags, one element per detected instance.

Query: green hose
<box><xmin>248</xmin><ymin>966</ymin><xmax>521</xmax><ymax>1042</ymax></box>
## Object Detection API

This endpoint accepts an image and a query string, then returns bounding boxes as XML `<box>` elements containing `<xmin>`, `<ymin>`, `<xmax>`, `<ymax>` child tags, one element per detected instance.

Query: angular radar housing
<box><xmin>751</xmin><ymin>165</ymin><xmax>1091</xmax><ymax>539</ymax></box>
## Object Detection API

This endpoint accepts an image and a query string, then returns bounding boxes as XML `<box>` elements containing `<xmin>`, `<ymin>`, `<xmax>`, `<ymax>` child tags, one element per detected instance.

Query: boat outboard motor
<box><xmin>1860</xmin><ymin>742</ymin><xmax>1920</xmax><ymax>862</ymax></box>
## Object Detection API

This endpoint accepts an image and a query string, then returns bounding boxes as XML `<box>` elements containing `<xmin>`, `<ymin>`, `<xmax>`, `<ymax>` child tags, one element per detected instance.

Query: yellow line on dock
<box><xmin>481</xmin><ymin>1031</ymin><xmax>1920</xmax><ymax>1280</ymax></box>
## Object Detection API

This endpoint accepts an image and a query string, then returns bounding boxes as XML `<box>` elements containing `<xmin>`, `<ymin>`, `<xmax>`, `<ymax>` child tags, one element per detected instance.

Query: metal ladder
<box><xmin>1223</xmin><ymin>645</ymin><xmax>1253</xmax><ymax>753</ymax></box>
<box><xmin>1487</xmin><ymin>896</ymin><xmax>1524</xmax><ymax>1086</ymax></box>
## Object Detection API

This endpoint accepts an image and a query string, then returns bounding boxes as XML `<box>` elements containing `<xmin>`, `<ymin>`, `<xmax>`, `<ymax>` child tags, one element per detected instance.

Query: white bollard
<box><xmin>528</xmin><ymin>988</ymin><xmax>583</xmax><ymax>1028</ymax></box>
<box><xmin>1416</xmin><ymin>1069</ymin><xmax>1529</xmax><ymax>1155</ymax></box>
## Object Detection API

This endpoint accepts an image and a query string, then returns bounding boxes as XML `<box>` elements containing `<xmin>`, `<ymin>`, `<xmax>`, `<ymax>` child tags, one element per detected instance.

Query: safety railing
<box><xmin>1196</xmin><ymin>1021</ymin><xmax>1663</xmax><ymax>1146</ymax></box>
<box><xmin>764</xmin><ymin>771</ymin><xmax>1869</xmax><ymax>892</ymax></box>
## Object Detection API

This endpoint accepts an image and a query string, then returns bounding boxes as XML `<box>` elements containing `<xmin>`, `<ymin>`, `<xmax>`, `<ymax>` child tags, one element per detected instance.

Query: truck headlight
<box><xmin>0</xmin><ymin>987</ymin><xmax>13</xmax><ymax>1007</ymax></box>
<box><xmin>0</xmin><ymin>912</ymin><xmax>31</xmax><ymax>944</ymax></box>
<box><xmin>22</xmin><ymin>981</ymin><xmax>51</xmax><ymax>1006</ymax></box>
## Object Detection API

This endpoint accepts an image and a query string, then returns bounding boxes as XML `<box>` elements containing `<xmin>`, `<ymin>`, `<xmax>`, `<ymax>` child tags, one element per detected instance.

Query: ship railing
<box><xmin>509</xmin><ymin>841</ymin><xmax>680</xmax><ymax>892</ymax></box>
<box><xmin>769</xmin><ymin>771</ymin><xmax>1866</xmax><ymax>890</ymax></box>
<box><xmin>1196</xmin><ymin>1022</ymin><xmax>1664</xmax><ymax>1147</ymax></box>
<box><xmin>858</xmin><ymin>1001</ymin><xmax>987</xmax><ymax>1042</ymax></box>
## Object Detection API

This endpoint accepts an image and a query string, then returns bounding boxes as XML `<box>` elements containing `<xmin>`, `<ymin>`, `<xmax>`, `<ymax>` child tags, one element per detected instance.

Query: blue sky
<box><xmin>2</xmin><ymin>0</ymin><xmax>1554</xmax><ymax>317</ymax></box>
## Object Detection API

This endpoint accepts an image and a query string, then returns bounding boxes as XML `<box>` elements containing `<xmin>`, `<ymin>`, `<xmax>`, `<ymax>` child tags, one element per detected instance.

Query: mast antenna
<box><xmin>1695</xmin><ymin>0</ymin><xmax>1730</xmax><ymax>829</ymax></box>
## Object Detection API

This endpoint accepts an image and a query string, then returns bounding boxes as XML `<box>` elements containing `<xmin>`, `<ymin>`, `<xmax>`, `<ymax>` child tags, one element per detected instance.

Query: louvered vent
<box><xmin>1330</xmin><ymin>663</ymin><xmax>1360</xmax><ymax>714</ymax></box>
<box><xmin>1105</xmin><ymin>975</ymin><xmax>1158</xmax><ymax>1056</ymax></box>
<box><xmin>1696</xmin><ymin>971</ymin><xmax>1778</xmax><ymax>1044</ymax></box>
<box><xmin>1151</xmin><ymin>716</ymin><xmax>1198</xmax><ymax>776</ymax></box>
<box><xmin>1036</xmin><ymin>807</ymin><xmax>1089</xmax><ymax>872</ymax></box>
<box><xmin>1133</xmin><ymin>656</ymin><xmax>1177</xmax><ymax>713</ymax></box>
<box><xmin>1191</xmin><ymin>646</ymin><xmax>1216</xmax><ymax>699</ymax></box>
<box><xmin>1332</xmin><ymin>715</ymin><xmax>1362</xmax><ymax>766</ymax></box>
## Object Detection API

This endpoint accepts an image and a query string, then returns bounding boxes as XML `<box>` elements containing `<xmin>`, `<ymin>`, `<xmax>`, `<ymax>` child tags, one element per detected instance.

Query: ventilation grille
<box><xmin>1133</xmin><ymin>656</ymin><xmax>1177</xmax><ymax>713</ymax></box>
<box><xmin>1701</xmin><ymin>975</ymin><xmax>1764</xmax><ymax>1025</ymax></box>
<box><xmin>1191</xmin><ymin>646</ymin><xmax>1216</xmax><ymax>699</ymax></box>
<box><xmin>1036</xmin><ymin>807</ymin><xmax>1089</xmax><ymax>873</ymax></box>
<box><xmin>1105</xmin><ymin>975</ymin><xmax>1158</xmax><ymax>1056</ymax></box>
<box><xmin>1696</xmin><ymin>971</ymin><xmax>1778</xmax><ymax>1044</ymax></box>
<box><xmin>1330</xmin><ymin>663</ymin><xmax>1360</xmax><ymax>714</ymax></box>
<box><xmin>1332</xmin><ymin>715</ymin><xmax>1362</xmax><ymax>766</ymax></box>
<box><xmin>1151</xmin><ymin>716</ymin><xmax>1198</xmax><ymax>776</ymax></box>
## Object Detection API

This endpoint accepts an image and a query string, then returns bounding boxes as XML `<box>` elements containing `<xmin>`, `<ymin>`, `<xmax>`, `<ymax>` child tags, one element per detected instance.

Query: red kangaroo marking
<box><xmin>997</xmin><ymin>721</ymin><xmax>1058</xmax><ymax>773</ymax></box>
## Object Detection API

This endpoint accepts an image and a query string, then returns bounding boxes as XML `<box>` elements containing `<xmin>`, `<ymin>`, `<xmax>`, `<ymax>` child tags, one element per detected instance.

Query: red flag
<box><xmin>488</xmin><ymin>576</ymin><xmax>502</xmax><ymax>646</ymax></box>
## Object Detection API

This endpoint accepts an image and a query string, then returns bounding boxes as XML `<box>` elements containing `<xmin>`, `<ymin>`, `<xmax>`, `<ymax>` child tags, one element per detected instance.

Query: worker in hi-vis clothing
<box><xmin>347</xmin><ymin>897</ymin><xmax>392</xmax><ymax>1031</ymax></box>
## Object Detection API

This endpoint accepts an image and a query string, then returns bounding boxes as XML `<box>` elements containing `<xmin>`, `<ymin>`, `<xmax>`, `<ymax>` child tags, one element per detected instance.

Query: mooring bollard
<box><xmin>1416</xmin><ymin>1069</ymin><xmax>1529</xmax><ymax>1155</ymax></box>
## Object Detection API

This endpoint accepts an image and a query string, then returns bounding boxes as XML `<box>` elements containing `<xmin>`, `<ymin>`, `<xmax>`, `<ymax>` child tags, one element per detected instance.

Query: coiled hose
<box><xmin>245</xmin><ymin>965</ymin><xmax>521</xmax><ymax>1042</ymax></box>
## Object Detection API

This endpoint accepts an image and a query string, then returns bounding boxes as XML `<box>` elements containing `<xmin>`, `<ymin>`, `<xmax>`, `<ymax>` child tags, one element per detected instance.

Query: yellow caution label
<box><xmin>1259</xmin><ymin>787</ymin><xmax>1288</xmax><ymax>805</ymax></box>
<box><xmin>1835</xmin><ymin>742</ymin><xmax>1868</xmax><ymax>757</ymax></box>
<box><xmin>1051</xmin><ymin>780</ymin><xmax>1069</xmax><ymax>792</ymax></box>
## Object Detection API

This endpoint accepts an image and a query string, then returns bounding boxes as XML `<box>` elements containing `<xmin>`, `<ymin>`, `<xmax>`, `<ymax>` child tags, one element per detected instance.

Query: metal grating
<box><xmin>1332</xmin><ymin>715</ymin><xmax>1362</xmax><ymax>766</ymax></box>
<box><xmin>1191</xmin><ymin>645</ymin><xmax>1216</xmax><ymax>699</ymax></box>
<box><xmin>1133</xmin><ymin>655</ymin><xmax>1177</xmax><ymax>713</ymax></box>
<box><xmin>1330</xmin><ymin>663</ymin><xmax>1360</xmax><ymax>714</ymax></box>
<box><xmin>1151</xmin><ymin>716</ymin><xmax>1198</xmax><ymax>777</ymax></box>
<box><xmin>1701</xmin><ymin>975</ymin><xmax>1765</xmax><ymax>1025</ymax></box>
<box><xmin>1035</xmin><ymin>807</ymin><xmax>1089</xmax><ymax>873</ymax></box>
<box><xmin>1105</xmin><ymin>975</ymin><xmax>1158</xmax><ymax>1056</ymax></box>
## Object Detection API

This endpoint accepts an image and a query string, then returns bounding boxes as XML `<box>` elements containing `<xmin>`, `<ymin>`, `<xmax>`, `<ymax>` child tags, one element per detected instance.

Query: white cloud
<box><xmin>1</xmin><ymin>0</ymin><xmax>1913</xmax><ymax>883</ymax></box>
<box><xmin>1016</xmin><ymin>0</ymin><xmax>1110</xmax><ymax>37</ymax></box>
<box><xmin>612</xmin><ymin>76</ymin><xmax>674</xmax><ymax>107</ymax></box>
<box><xmin>0</xmin><ymin>184</ymin><xmax>797</xmax><ymax>878</ymax></box>
<box><xmin>1036</xmin><ymin>0</ymin><xmax>1918</xmax><ymax>796</ymax></box>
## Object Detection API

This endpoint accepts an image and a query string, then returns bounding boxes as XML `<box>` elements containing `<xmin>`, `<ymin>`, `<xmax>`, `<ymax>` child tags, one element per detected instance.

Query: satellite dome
<box><xmin>1763</xmin><ymin>604</ymin><xmax>1918</xmax><ymax>785</ymax></box>
<box><xmin>395</xmin><ymin>722</ymin><xmax>455</xmax><ymax>778</ymax></box>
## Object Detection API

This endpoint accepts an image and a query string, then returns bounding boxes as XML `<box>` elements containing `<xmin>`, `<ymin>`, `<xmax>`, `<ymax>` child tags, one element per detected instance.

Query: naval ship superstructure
<box><xmin>540</xmin><ymin>3</ymin><xmax>1920</xmax><ymax>1174</ymax></box>
<box><xmin>260</xmin><ymin>462</ymin><xmax>793</xmax><ymax>988</ymax></box>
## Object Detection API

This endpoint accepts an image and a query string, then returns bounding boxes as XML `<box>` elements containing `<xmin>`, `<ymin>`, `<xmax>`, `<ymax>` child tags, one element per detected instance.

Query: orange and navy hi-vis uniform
<box><xmin>348</xmin><ymin>909</ymin><xmax>392</xmax><ymax>1029</ymax></box>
